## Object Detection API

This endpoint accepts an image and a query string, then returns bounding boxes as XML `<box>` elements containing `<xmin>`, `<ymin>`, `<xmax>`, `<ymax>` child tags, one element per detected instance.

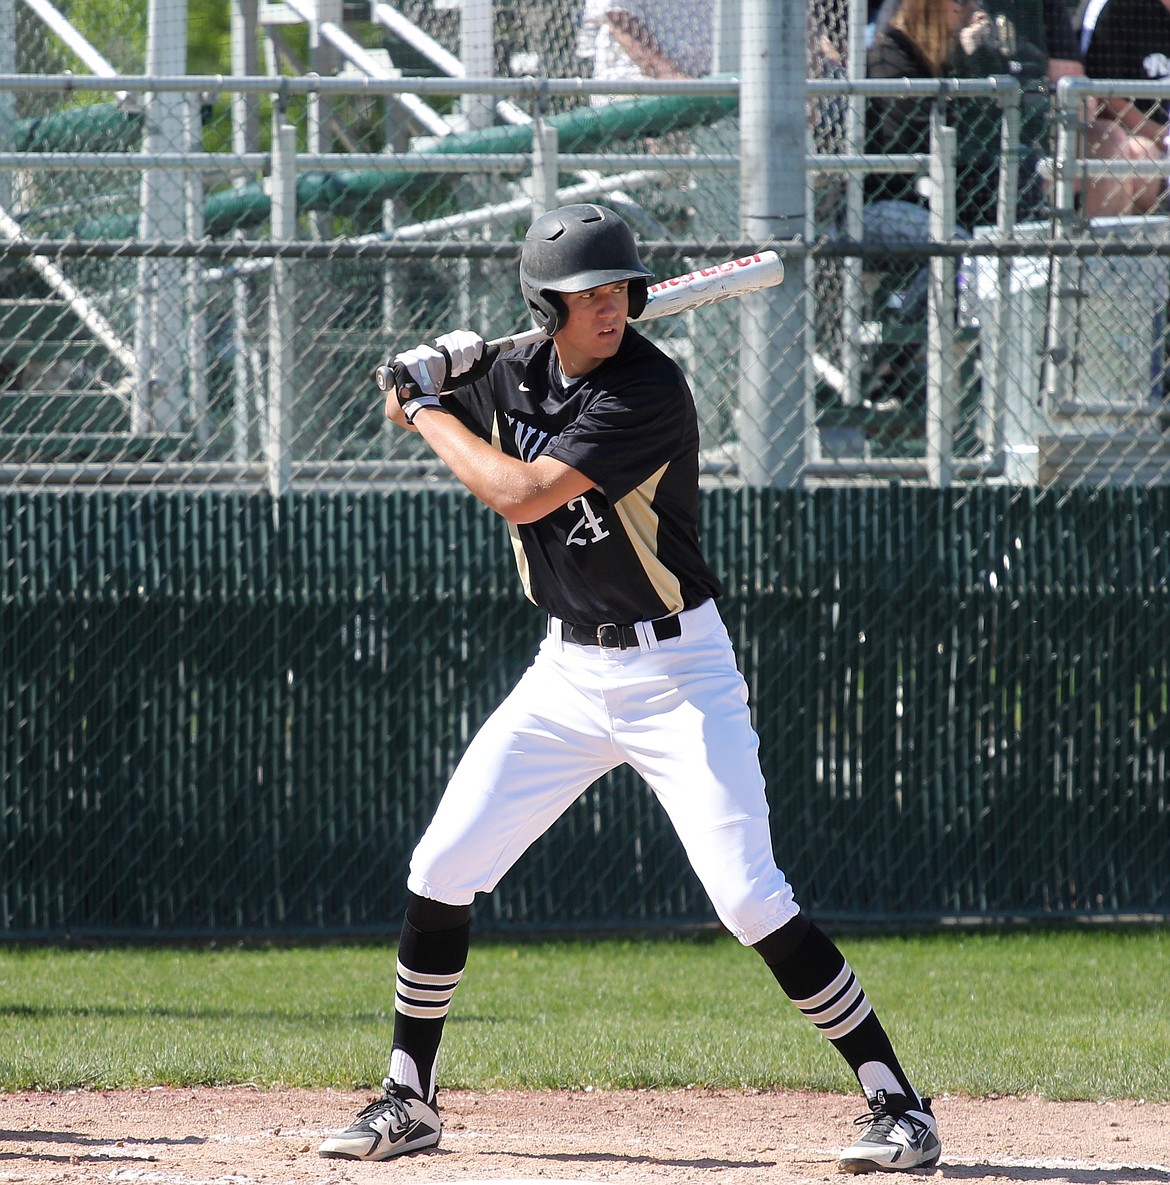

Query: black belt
<box><xmin>557</xmin><ymin>615</ymin><xmax>682</xmax><ymax>650</ymax></box>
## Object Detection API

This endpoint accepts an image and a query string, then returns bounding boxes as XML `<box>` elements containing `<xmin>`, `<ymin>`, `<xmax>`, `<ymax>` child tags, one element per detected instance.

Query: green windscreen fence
<box><xmin>2</xmin><ymin>487</ymin><xmax>1168</xmax><ymax>938</ymax></box>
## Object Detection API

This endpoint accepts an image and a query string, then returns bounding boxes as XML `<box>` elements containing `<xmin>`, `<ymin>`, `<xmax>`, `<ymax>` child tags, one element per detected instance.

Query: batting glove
<box><xmin>435</xmin><ymin>330</ymin><xmax>483</xmax><ymax>378</ymax></box>
<box><xmin>388</xmin><ymin>345</ymin><xmax>442</xmax><ymax>424</ymax></box>
<box><xmin>393</xmin><ymin>343</ymin><xmax>447</xmax><ymax>396</ymax></box>
<box><xmin>434</xmin><ymin>329</ymin><xmax>498</xmax><ymax>391</ymax></box>
<box><xmin>388</xmin><ymin>332</ymin><xmax>500</xmax><ymax>422</ymax></box>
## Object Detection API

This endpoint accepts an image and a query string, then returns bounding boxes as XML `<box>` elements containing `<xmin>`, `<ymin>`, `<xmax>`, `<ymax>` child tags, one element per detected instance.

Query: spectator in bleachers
<box><xmin>1078</xmin><ymin>0</ymin><xmax>1106</xmax><ymax>56</ymax></box>
<box><xmin>1042</xmin><ymin>0</ymin><xmax>1087</xmax><ymax>83</ymax></box>
<box><xmin>981</xmin><ymin>0</ymin><xmax>1085</xmax><ymax>212</ymax></box>
<box><xmin>870</xmin><ymin>0</ymin><xmax>1084</xmax><ymax>214</ymax></box>
<box><xmin>580</xmin><ymin>0</ymin><xmax>711</xmax><ymax>91</ymax></box>
<box><xmin>867</xmin><ymin>0</ymin><xmax>1049</xmax><ymax>230</ymax></box>
<box><xmin>871</xmin><ymin>0</ymin><xmax>1074</xmax><ymax>79</ymax></box>
<box><xmin>862</xmin><ymin>0</ymin><xmax>1043</xmax><ymax>411</ymax></box>
<box><xmin>1079</xmin><ymin>0</ymin><xmax>1170</xmax><ymax>216</ymax></box>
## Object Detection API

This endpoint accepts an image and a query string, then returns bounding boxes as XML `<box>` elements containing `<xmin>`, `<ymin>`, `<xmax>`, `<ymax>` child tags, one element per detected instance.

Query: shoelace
<box><xmin>357</xmin><ymin>1091</ymin><xmax>413</xmax><ymax>1130</ymax></box>
<box><xmin>853</xmin><ymin>1106</ymin><xmax>900</xmax><ymax>1139</ymax></box>
<box><xmin>853</xmin><ymin>1104</ymin><xmax>932</xmax><ymax>1146</ymax></box>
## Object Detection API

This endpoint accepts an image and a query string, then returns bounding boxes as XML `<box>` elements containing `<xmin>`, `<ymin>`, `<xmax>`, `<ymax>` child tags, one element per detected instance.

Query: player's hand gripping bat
<box><xmin>373</xmin><ymin>250</ymin><xmax>785</xmax><ymax>394</ymax></box>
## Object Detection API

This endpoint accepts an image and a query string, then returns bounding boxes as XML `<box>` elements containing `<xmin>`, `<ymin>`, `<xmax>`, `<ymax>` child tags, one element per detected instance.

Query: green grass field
<box><xmin>2</xmin><ymin>929</ymin><xmax>1166</xmax><ymax>1100</ymax></box>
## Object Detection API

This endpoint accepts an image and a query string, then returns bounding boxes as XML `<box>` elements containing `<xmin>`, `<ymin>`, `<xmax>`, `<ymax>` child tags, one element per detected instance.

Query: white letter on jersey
<box><xmin>566</xmin><ymin>496</ymin><xmax>611</xmax><ymax>546</ymax></box>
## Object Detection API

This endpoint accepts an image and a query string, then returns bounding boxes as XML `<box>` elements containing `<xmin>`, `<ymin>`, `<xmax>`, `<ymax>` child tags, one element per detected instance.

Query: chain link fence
<box><xmin>2</xmin><ymin>0</ymin><xmax>1169</xmax><ymax>936</ymax></box>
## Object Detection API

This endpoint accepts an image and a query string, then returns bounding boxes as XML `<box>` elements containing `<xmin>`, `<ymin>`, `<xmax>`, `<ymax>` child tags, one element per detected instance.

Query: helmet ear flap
<box><xmin>527</xmin><ymin>289</ymin><xmax>567</xmax><ymax>335</ymax></box>
<box><xmin>627</xmin><ymin>278</ymin><xmax>648</xmax><ymax>320</ymax></box>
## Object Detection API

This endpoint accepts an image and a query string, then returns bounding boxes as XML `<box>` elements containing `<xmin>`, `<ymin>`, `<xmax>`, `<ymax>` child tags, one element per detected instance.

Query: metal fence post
<box><xmin>737</xmin><ymin>0</ymin><xmax>807</xmax><ymax>487</ymax></box>
<box><xmin>461</xmin><ymin>0</ymin><xmax>494</xmax><ymax>131</ymax></box>
<box><xmin>926</xmin><ymin>110</ymin><xmax>957</xmax><ymax>488</ymax></box>
<box><xmin>1041</xmin><ymin>77</ymin><xmax>1082</xmax><ymax>418</ymax></box>
<box><xmin>988</xmin><ymin>77</ymin><xmax>1041</xmax><ymax>483</ymax></box>
<box><xmin>133</xmin><ymin>0</ymin><xmax>189</xmax><ymax>435</ymax></box>
<box><xmin>0</xmin><ymin>0</ymin><xmax>13</xmax><ymax>212</ymax></box>
<box><xmin>309</xmin><ymin>0</ymin><xmax>341</xmax><ymax>240</ymax></box>
<box><xmin>837</xmin><ymin>0</ymin><xmax>870</xmax><ymax>409</ymax></box>
<box><xmin>185</xmin><ymin>100</ymin><xmax>209</xmax><ymax>448</ymax></box>
<box><xmin>231</xmin><ymin>0</ymin><xmax>260</xmax><ymax>463</ymax></box>
<box><xmin>531</xmin><ymin>117</ymin><xmax>559</xmax><ymax>218</ymax></box>
<box><xmin>266</xmin><ymin>117</ymin><xmax>297</xmax><ymax>498</ymax></box>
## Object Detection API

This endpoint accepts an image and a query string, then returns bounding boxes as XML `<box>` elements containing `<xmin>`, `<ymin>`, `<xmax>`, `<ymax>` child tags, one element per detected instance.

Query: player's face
<box><xmin>554</xmin><ymin>282</ymin><xmax>630</xmax><ymax>378</ymax></box>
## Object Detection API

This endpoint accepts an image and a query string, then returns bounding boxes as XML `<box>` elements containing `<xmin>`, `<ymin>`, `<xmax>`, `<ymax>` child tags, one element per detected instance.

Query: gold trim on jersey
<box><xmin>613</xmin><ymin>463</ymin><xmax>685</xmax><ymax>615</ymax></box>
<box><xmin>509</xmin><ymin>521</ymin><xmax>536</xmax><ymax>604</ymax></box>
<box><xmin>493</xmin><ymin>415</ymin><xmax>537</xmax><ymax>603</ymax></box>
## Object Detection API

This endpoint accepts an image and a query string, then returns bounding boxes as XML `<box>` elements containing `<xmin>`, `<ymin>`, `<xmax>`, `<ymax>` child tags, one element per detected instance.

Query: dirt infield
<box><xmin>2</xmin><ymin>1088</ymin><xmax>1168</xmax><ymax>1185</ymax></box>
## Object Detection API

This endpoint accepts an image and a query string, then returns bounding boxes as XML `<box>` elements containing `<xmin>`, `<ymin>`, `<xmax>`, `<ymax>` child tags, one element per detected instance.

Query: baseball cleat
<box><xmin>838</xmin><ymin>1091</ymin><xmax>941</xmax><ymax>1173</ymax></box>
<box><xmin>318</xmin><ymin>1081</ymin><xmax>441</xmax><ymax>1161</ymax></box>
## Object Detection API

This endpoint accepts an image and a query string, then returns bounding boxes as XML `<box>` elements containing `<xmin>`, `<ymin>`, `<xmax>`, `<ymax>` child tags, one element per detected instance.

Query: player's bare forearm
<box><xmin>390</xmin><ymin>398</ymin><xmax>591</xmax><ymax>524</ymax></box>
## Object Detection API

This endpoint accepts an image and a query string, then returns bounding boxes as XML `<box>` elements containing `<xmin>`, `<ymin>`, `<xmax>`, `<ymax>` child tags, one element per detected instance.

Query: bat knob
<box><xmin>373</xmin><ymin>364</ymin><xmax>392</xmax><ymax>391</ymax></box>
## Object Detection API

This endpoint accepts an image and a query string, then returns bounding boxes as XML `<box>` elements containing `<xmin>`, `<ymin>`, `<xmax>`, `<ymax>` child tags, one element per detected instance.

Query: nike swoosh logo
<box><xmin>390</xmin><ymin>1120</ymin><xmax>423</xmax><ymax>1147</ymax></box>
<box><xmin>370</xmin><ymin>1115</ymin><xmax>427</xmax><ymax>1152</ymax></box>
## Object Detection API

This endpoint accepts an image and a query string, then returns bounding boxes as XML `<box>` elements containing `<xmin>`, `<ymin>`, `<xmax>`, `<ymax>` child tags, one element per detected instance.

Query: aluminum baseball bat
<box><xmin>374</xmin><ymin>249</ymin><xmax>785</xmax><ymax>391</ymax></box>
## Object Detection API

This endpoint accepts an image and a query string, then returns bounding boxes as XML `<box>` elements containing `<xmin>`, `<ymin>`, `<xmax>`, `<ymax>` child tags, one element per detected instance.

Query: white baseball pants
<box><xmin>407</xmin><ymin>599</ymin><xmax>800</xmax><ymax>945</ymax></box>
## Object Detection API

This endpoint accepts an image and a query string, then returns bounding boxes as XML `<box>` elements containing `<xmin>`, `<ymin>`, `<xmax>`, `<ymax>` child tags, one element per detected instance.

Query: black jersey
<box><xmin>1084</xmin><ymin>0</ymin><xmax>1170</xmax><ymax>123</ymax></box>
<box><xmin>445</xmin><ymin>327</ymin><xmax>723</xmax><ymax>625</ymax></box>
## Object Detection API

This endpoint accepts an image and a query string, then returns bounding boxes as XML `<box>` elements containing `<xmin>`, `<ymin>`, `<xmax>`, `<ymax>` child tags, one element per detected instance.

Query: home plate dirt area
<box><xmin>2</xmin><ymin>1087</ymin><xmax>1168</xmax><ymax>1185</ymax></box>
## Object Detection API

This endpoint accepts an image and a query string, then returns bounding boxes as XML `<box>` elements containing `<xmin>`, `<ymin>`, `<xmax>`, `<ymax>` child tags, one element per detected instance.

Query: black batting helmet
<box><xmin>519</xmin><ymin>204</ymin><xmax>654</xmax><ymax>335</ymax></box>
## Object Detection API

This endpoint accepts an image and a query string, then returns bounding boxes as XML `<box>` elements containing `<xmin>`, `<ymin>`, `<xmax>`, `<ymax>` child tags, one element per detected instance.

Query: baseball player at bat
<box><xmin>319</xmin><ymin>204</ymin><xmax>942</xmax><ymax>1174</ymax></box>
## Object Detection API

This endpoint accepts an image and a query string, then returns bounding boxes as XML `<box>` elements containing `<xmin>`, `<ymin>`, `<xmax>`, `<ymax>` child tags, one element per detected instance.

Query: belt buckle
<box><xmin>596</xmin><ymin>623</ymin><xmax>623</xmax><ymax>649</ymax></box>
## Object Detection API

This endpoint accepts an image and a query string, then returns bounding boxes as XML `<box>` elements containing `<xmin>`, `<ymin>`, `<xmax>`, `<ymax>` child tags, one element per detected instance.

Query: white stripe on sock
<box><xmin>818</xmin><ymin>994</ymin><xmax>872</xmax><ymax>1040</ymax></box>
<box><xmin>395</xmin><ymin>961</ymin><xmax>462</xmax><ymax>1019</ymax></box>
<box><xmin>791</xmin><ymin>962</ymin><xmax>872</xmax><ymax>1039</ymax></box>
<box><xmin>396</xmin><ymin>959</ymin><xmax>464</xmax><ymax>988</ymax></box>
<box><xmin>790</xmin><ymin>962</ymin><xmax>853</xmax><ymax>1011</ymax></box>
<box><xmin>801</xmin><ymin>971</ymin><xmax>864</xmax><ymax>1026</ymax></box>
